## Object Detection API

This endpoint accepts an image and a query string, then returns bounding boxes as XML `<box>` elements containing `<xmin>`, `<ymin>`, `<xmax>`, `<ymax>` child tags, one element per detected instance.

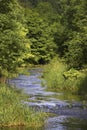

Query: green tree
<box><xmin>0</xmin><ymin>0</ymin><xmax>31</xmax><ymax>79</ymax></box>
<box><xmin>36</xmin><ymin>1</ymin><xmax>59</xmax><ymax>23</ymax></box>
<box><xmin>25</xmin><ymin>9</ymin><xmax>56</xmax><ymax>64</ymax></box>
<box><xmin>19</xmin><ymin>0</ymin><xmax>87</xmax><ymax>68</ymax></box>
<box><xmin>56</xmin><ymin>0</ymin><xmax>87</xmax><ymax>68</ymax></box>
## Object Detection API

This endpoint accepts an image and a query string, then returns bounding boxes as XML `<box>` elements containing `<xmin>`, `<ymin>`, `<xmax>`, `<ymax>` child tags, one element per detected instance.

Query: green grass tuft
<box><xmin>43</xmin><ymin>58</ymin><xmax>87</xmax><ymax>95</ymax></box>
<box><xmin>43</xmin><ymin>58</ymin><xmax>67</xmax><ymax>90</ymax></box>
<box><xmin>0</xmin><ymin>84</ymin><xmax>47</xmax><ymax>128</ymax></box>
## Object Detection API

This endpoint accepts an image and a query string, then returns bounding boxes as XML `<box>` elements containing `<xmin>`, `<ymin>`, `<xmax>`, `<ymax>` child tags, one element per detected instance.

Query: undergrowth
<box><xmin>43</xmin><ymin>58</ymin><xmax>87</xmax><ymax>95</ymax></box>
<box><xmin>0</xmin><ymin>84</ymin><xmax>47</xmax><ymax>128</ymax></box>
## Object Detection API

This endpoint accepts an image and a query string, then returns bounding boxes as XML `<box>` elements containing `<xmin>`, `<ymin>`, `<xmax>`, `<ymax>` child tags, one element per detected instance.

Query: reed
<box><xmin>0</xmin><ymin>84</ymin><xmax>47</xmax><ymax>128</ymax></box>
<box><xmin>43</xmin><ymin>58</ymin><xmax>87</xmax><ymax>95</ymax></box>
<box><xmin>43</xmin><ymin>58</ymin><xmax>67</xmax><ymax>90</ymax></box>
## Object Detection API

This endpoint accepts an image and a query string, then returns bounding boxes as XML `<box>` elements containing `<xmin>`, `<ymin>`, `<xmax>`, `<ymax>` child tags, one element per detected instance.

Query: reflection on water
<box><xmin>0</xmin><ymin>126</ymin><xmax>44</xmax><ymax>130</ymax></box>
<box><xmin>45</xmin><ymin>115</ymin><xmax>87</xmax><ymax>130</ymax></box>
<box><xmin>1</xmin><ymin>117</ymin><xmax>87</xmax><ymax>130</ymax></box>
<box><xmin>7</xmin><ymin>67</ymin><xmax>87</xmax><ymax>130</ymax></box>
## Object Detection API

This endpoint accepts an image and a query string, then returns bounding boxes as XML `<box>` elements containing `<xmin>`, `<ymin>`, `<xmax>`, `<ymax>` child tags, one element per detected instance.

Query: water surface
<box><xmin>8</xmin><ymin>67</ymin><xmax>87</xmax><ymax>130</ymax></box>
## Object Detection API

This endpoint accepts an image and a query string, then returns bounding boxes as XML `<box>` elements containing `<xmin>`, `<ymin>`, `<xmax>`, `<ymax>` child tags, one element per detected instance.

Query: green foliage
<box><xmin>20</xmin><ymin>0</ymin><xmax>87</xmax><ymax>68</ymax></box>
<box><xmin>63</xmin><ymin>68</ymin><xmax>85</xmax><ymax>92</ymax></box>
<box><xmin>0</xmin><ymin>0</ymin><xmax>87</xmax><ymax>97</ymax></box>
<box><xmin>78</xmin><ymin>74</ymin><xmax>87</xmax><ymax>95</ymax></box>
<box><xmin>61</xmin><ymin>0</ymin><xmax>87</xmax><ymax>68</ymax></box>
<box><xmin>65</xmin><ymin>33</ymin><xmax>84</xmax><ymax>68</ymax></box>
<box><xmin>36</xmin><ymin>1</ymin><xmax>59</xmax><ymax>23</ymax></box>
<box><xmin>43</xmin><ymin>58</ymin><xmax>87</xmax><ymax>94</ymax></box>
<box><xmin>0</xmin><ymin>0</ymin><xmax>31</xmax><ymax>78</ymax></box>
<box><xmin>25</xmin><ymin>9</ymin><xmax>56</xmax><ymax>64</ymax></box>
<box><xmin>19</xmin><ymin>0</ymin><xmax>87</xmax><ymax>95</ymax></box>
<box><xmin>0</xmin><ymin>84</ymin><xmax>47</xmax><ymax>127</ymax></box>
<box><xmin>43</xmin><ymin>58</ymin><xmax>67</xmax><ymax>90</ymax></box>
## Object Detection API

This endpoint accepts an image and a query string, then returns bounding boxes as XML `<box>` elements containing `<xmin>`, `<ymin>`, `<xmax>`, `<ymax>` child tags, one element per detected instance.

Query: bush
<box><xmin>43</xmin><ymin>58</ymin><xmax>67</xmax><ymax>90</ymax></box>
<box><xmin>63</xmin><ymin>68</ymin><xmax>85</xmax><ymax>92</ymax></box>
<box><xmin>43</xmin><ymin>58</ymin><xmax>87</xmax><ymax>95</ymax></box>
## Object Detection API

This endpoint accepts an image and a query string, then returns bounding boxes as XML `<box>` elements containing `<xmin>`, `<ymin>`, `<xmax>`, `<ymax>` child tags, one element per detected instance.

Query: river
<box><xmin>8</xmin><ymin>67</ymin><xmax>87</xmax><ymax>130</ymax></box>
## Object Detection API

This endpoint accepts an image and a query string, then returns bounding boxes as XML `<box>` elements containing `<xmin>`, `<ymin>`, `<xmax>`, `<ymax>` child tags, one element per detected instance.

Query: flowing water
<box><xmin>8</xmin><ymin>67</ymin><xmax>87</xmax><ymax>130</ymax></box>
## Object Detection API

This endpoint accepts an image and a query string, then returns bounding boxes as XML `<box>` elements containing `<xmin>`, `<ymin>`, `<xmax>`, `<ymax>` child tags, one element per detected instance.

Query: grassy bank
<box><xmin>43</xmin><ymin>58</ymin><xmax>87</xmax><ymax>95</ymax></box>
<box><xmin>43</xmin><ymin>58</ymin><xmax>67</xmax><ymax>90</ymax></box>
<box><xmin>0</xmin><ymin>84</ymin><xmax>47</xmax><ymax>128</ymax></box>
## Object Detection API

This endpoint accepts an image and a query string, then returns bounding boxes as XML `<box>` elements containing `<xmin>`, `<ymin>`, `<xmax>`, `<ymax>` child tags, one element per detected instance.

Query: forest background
<box><xmin>0</xmin><ymin>0</ymin><xmax>87</xmax><ymax>94</ymax></box>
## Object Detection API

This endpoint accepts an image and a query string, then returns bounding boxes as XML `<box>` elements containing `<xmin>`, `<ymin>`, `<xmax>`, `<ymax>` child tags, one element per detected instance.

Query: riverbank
<box><xmin>1</xmin><ymin>67</ymin><xmax>87</xmax><ymax>130</ymax></box>
<box><xmin>0</xmin><ymin>84</ymin><xmax>47</xmax><ymax>128</ymax></box>
<box><xmin>43</xmin><ymin>58</ymin><xmax>87</xmax><ymax>96</ymax></box>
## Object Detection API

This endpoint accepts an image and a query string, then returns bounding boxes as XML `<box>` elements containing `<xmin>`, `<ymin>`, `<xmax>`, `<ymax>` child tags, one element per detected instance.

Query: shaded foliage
<box><xmin>25</xmin><ymin>9</ymin><xmax>56</xmax><ymax>64</ymax></box>
<box><xmin>0</xmin><ymin>0</ymin><xmax>31</xmax><ymax>78</ymax></box>
<box><xmin>0</xmin><ymin>0</ymin><xmax>87</xmax><ymax>80</ymax></box>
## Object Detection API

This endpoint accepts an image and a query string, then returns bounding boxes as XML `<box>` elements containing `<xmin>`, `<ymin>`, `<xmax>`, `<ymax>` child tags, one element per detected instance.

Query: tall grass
<box><xmin>43</xmin><ymin>58</ymin><xmax>67</xmax><ymax>90</ymax></box>
<box><xmin>43</xmin><ymin>58</ymin><xmax>87</xmax><ymax>94</ymax></box>
<box><xmin>63</xmin><ymin>68</ymin><xmax>86</xmax><ymax>92</ymax></box>
<box><xmin>78</xmin><ymin>74</ymin><xmax>87</xmax><ymax>96</ymax></box>
<box><xmin>0</xmin><ymin>84</ymin><xmax>47</xmax><ymax>128</ymax></box>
